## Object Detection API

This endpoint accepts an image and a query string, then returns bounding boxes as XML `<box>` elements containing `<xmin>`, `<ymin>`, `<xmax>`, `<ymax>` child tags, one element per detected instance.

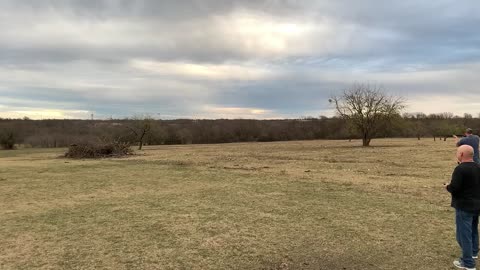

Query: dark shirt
<box><xmin>447</xmin><ymin>162</ymin><xmax>480</xmax><ymax>212</ymax></box>
<box><xmin>457</xmin><ymin>135</ymin><xmax>480</xmax><ymax>163</ymax></box>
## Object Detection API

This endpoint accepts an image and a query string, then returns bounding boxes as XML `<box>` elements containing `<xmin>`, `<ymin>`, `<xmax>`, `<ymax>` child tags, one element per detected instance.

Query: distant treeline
<box><xmin>0</xmin><ymin>112</ymin><xmax>478</xmax><ymax>148</ymax></box>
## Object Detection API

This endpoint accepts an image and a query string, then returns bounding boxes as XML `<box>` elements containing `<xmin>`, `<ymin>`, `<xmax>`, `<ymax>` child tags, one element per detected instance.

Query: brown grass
<box><xmin>0</xmin><ymin>139</ymin><xmax>461</xmax><ymax>269</ymax></box>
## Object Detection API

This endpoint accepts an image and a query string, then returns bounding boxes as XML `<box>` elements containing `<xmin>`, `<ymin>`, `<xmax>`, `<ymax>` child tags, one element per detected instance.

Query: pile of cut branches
<box><xmin>65</xmin><ymin>141</ymin><xmax>133</xmax><ymax>159</ymax></box>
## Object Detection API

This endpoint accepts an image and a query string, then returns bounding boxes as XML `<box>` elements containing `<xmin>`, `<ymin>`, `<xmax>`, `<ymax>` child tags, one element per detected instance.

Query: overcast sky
<box><xmin>1</xmin><ymin>0</ymin><xmax>479</xmax><ymax>119</ymax></box>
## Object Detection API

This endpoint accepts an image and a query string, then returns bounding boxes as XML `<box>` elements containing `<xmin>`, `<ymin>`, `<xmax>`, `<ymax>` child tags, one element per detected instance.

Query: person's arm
<box><xmin>456</xmin><ymin>137</ymin><xmax>466</xmax><ymax>147</ymax></box>
<box><xmin>447</xmin><ymin>166</ymin><xmax>463</xmax><ymax>195</ymax></box>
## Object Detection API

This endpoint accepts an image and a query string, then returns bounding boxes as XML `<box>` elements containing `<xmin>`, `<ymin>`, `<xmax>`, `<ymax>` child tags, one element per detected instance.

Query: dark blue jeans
<box><xmin>456</xmin><ymin>208</ymin><xmax>480</xmax><ymax>268</ymax></box>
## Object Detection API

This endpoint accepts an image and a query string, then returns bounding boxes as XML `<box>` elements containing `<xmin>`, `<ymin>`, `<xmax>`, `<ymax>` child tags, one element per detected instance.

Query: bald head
<box><xmin>457</xmin><ymin>145</ymin><xmax>475</xmax><ymax>163</ymax></box>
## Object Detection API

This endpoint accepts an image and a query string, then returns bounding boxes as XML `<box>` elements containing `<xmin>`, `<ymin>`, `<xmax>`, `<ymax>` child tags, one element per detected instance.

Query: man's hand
<box><xmin>454</xmin><ymin>135</ymin><xmax>460</xmax><ymax>145</ymax></box>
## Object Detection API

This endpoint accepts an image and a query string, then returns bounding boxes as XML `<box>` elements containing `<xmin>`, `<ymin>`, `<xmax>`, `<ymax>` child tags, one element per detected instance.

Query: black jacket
<box><xmin>447</xmin><ymin>162</ymin><xmax>480</xmax><ymax>212</ymax></box>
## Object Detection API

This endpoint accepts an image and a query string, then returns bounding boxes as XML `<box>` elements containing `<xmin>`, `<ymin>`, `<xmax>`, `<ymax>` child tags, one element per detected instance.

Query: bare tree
<box><xmin>330</xmin><ymin>83</ymin><xmax>405</xmax><ymax>146</ymax></box>
<box><xmin>126</xmin><ymin>116</ymin><xmax>153</xmax><ymax>150</ymax></box>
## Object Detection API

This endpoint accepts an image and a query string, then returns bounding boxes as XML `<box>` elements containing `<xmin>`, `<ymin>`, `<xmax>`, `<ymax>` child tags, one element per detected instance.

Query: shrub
<box><xmin>65</xmin><ymin>141</ymin><xmax>133</xmax><ymax>159</ymax></box>
<box><xmin>0</xmin><ymin>131</ymin><xmax>16</xmax><ymax>150</ymax></box>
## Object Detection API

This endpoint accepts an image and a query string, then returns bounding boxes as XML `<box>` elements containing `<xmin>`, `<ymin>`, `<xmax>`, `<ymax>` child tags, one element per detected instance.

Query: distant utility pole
<box><xmin>91</xmin><ymin>114</ymin><xmax>94</xmax><ymax>121</ymax></box>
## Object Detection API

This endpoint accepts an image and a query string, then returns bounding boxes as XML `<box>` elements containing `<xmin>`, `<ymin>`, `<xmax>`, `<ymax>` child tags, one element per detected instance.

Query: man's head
<box><xmin>457</xmin><ymin>145</ymin><xmax>475</xmax><ymax>163</ymax></box>
<box><xmin>466</xmin><ymin>128</ymin><xmax>473</xmax><ymax>136</ymax></box>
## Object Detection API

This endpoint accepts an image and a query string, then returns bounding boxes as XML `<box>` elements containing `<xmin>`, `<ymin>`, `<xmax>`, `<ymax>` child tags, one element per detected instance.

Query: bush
<box><xmin>65</xmin><ymin>141</ymin><xmax>133</xmax><ymax>159</ymax></box>
<box><xmin>0</xmin><ymin>131</ymin><xmax>16</xmax><ymax>150</ymax></box>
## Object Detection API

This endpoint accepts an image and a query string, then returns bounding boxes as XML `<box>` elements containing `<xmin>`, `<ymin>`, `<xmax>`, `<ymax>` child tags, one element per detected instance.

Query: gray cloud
<box><xmin>0</xmin><ymin>0</ymin><xmax>479</xmax><ymax>119</ymax></box>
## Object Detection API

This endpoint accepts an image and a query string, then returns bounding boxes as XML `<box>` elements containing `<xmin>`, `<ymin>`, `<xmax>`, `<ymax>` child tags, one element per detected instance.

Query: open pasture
<box><xmin>0</xmin><ymin>139</ymin><xmax>461</xmax><ymax>269</ymax></box>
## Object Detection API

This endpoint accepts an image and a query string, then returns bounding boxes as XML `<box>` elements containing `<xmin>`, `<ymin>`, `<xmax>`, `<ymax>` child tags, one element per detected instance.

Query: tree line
<box><xmin>0</xmin><ymin>114</ymin><xmax>475</xmax><ymax>149</ymax></box>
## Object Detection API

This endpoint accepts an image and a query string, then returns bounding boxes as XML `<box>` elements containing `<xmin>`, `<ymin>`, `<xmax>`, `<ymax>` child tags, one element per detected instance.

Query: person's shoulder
<box><xmin>467</xmin><ymin>162</ymin><xmax>480</xmax><ymax>167</ymax></box>
<box><xmin>459</xmin><ymin>162</ymin><xmax>480</xmax><ymax>170</ymax></box>
<box><xmin>457</xmin><ymin>162</ymin><xmax>475</xmax><ymax>170</ymax></box>
<box><xmin>455</xmin><ymin>163</ymin><xmax>466</xmax><ymax>171</ymax></box>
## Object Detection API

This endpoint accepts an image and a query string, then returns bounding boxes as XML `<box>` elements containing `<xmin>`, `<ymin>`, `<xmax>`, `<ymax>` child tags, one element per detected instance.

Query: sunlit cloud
<box><xmin>407</xmin><ymin>95</ymin><xmax>480</xmax><ymax>116</ymax></box>
<box><xmin>0</xmin><ymin>108</ymin><xmax>90</xmax><ymax>120</ymax></box>
<box><xmin>200</xmin><ymin>105</ymin><xmax>277</xmax><ymax>119</ymax></box>
<box><xmin>215</xmin><ymin>10</ymin><xmax>315</xmax><ymax>55</ymax></box>
<box><xmin>131</xmin><ymin>60</ymin><xmax>273</xmax><ymax>80</ymax></box>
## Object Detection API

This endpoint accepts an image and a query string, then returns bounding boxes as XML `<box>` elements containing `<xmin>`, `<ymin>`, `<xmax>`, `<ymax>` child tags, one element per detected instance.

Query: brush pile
<box><xmin>65</xmin><ymin>141</ymin><xmax>133</xmax><ymax>158</ymax></box>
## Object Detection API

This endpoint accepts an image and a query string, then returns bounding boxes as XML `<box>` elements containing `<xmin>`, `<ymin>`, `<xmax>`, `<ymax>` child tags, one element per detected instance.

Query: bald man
<box><xmin>446</xmin><ymin>145</ymin><xmax>480</xmax><ymax>269</ymax></box>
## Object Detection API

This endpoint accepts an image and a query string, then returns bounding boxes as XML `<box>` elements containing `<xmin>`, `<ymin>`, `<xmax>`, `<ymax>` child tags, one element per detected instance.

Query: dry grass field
<box><xmin>0</xmin><ymin>139</ymin><xmax>463</xmax><ymax>269</ymax></box>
